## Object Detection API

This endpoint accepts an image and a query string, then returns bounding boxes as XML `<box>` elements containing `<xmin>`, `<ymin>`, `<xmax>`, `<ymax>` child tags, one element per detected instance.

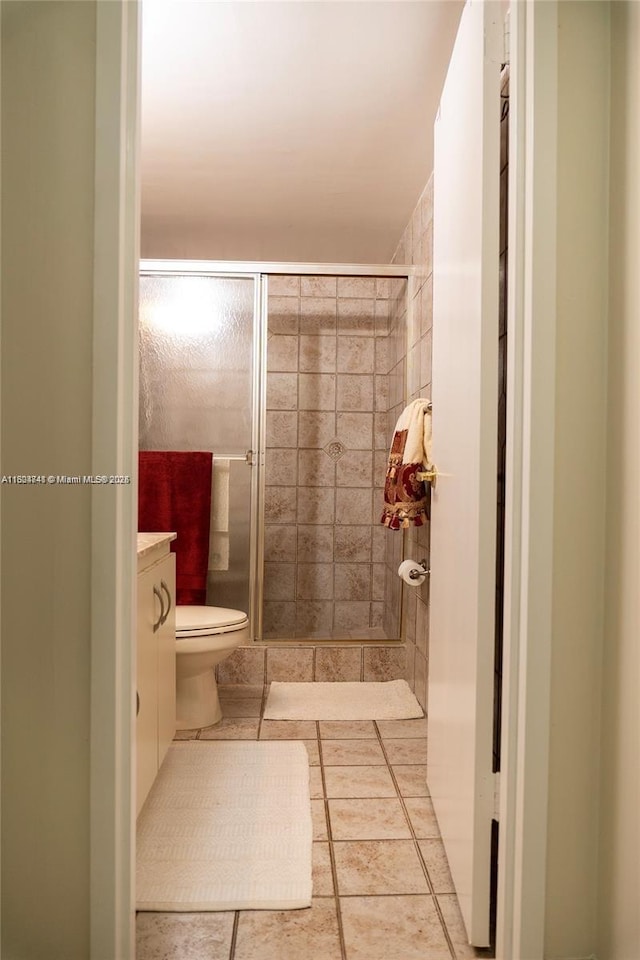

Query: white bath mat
<box><xmin>263</xmin><ymin>679</ymin><xmax>423</xmax><ymax>721</ymax></box>
<box><xmin>136</xmin><ymin>741</ymin><xmax>312</xmax><ymax>911</ymax></box>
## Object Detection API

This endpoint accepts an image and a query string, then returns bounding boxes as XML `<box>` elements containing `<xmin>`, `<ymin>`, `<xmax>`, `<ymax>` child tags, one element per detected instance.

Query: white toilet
<box><xmin>175</xmin><ymin>605</ymin><xmax>250</xmax><ymax>730</ymax></box>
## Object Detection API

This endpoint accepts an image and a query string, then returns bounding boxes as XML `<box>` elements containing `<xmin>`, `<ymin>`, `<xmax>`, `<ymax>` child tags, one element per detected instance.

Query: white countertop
<box><xmin>137</xmin><ymin>532</ymin><xmax>176</xmax><ymax>560</ymax></box>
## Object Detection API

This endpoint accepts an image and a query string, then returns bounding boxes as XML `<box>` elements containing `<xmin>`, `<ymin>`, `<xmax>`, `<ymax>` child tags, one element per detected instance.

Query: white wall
<box><xmin>597</xmin><ymin>4</ymin><xmax>640</xmax><ymax>958</ymax></box>
<box><xmin>544</xmin><ymin>3</ymin><xmax>610</xmax><ymax>957</ymax></box>
<box><xmin>2</xmin><ymin>3</ymin><xmax>96</xmax><ymax>956</ymax></box>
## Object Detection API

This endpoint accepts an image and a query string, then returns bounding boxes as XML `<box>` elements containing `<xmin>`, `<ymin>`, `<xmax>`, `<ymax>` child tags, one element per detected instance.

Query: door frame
<box><xmin>496</xmin><ymin>2</ymin><xmax>558</xmax><ymax>956</ymax></box>
<box><xmin>90</xmin><ymin>3</ymin><xmax>141</xmax><ymax>958</ymax></box>
<box><xmin>94</xmin><ymin>2</ymin><xmax>559</xmax><ymax>955</ymax></box>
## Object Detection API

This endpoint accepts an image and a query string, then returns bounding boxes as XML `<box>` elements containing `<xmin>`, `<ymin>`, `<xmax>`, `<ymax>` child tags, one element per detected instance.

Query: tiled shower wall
<box><xmin>389</xmin><ymin>173</ymin><xmax>435</xmax><ymax>712</ymax></box>
<box><xmin>262</xmin><ymin>275</ymin><xmax>406</xmax><ymax>640</ymax></box>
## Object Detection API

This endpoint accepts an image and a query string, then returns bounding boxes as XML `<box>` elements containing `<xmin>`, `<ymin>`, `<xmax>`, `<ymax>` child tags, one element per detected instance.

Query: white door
<box><xmin>427</xmin><ymin>0</ymin><xmax>502</xmax><ymax>947</ymax></box>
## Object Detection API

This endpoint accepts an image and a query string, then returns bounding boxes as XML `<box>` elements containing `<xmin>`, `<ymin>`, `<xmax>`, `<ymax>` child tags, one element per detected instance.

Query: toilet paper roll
<box><xmin>398</xmin><ymin>559</ymin><xmax>426</xmax><ymax>587</ymax></box>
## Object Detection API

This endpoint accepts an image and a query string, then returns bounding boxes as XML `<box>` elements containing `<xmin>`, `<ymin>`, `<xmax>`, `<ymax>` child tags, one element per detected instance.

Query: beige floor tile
<box><xmin>312</xmin><ymin>842</ymin><xmax>335</xmax><ymax>896</ymax></box>
<box><xmin>173</xmin><ymin>729</ymin><xmax>199</xmax><ymax>740</ymax></box>
<box><xmin>392</xmin><ymin>765</ymin><xmax>430</xmax><ymax>797</ymax></box>
<box><xmin>405</xmin><ymin>797</ymin><xmax>441</xmax><ymax>838</ymax></box>
<box><xmin>323</xmin><ymin>765</ymin><xmax>396</xmax><ymax>799</ymax></box>
<box><xmin>309</xmin><ymin>765</ymin><xmax>324</xmax><ymax>799</ymax></box>
<box><xmin>219</xmin><ymin>698</ymin><xmax>262</xmax><ymax>718</ymax></box>
<box><xmin>339</xmin><ymin>895</ymin><xmax>450</xmax><ymax>960</ymax></box>
<box><xmin>376</xmin><ymin>718</ymin><xmax>428</xmax><ymax>739</ymax></box>
<box><xmin>333</xmin><ymin>840</ymin><xmax>429</xmax><ymax>895</ymax></box>
<box><xmin>260</xmin><ymin>720</ymin><xmax>318</xmax><ymax>739</ymax></box>
<box><xmin>198</xmin><ymin>718</ymin><xmax>260</xmax><ymax>740</ymax></box>
<box><xmin>320</xmin><ymin>739</ymin><xmax>386</xmax><ymax>766</ymax></box>
<box><xmin>234</xmin><ymin>898</ymin><xmax>342</xmax><ymax>960</ymax></box>
<box><xmin>319</xmin><ymin>720</ymin><xmax>377</xmax><ymax>739</ymax></box>
<box><xmin>328</xmin><ymin>798</ymin><xmax>411</xmax><ymax>840</ymax></box>
<box><xmin>136</xmin><ymin>912</ymin><xmax>234</xmax><ymax>960</ymax></box>
<box><xmin>312</xmin><ymin>798</ymin><xmax>329</xmax><ymax>840</ymax></box>
<box><xmin>382</xmin><ymin>737</ymin><xmax>428</xmax><ymax>765</ymax></box>
<box><xmin>436</xmin><ymin>894</ymin><xmax>485</xmax><ymax>958</ymax></box>
<box><xmin>418</xmin><ymin>839</ymin><xmax>456</xmax><ymax>892</ymax></box>
<box><xmin>304</xmin><ymin>739</ymin><xmax>321</xmax><ymax>765</ymax></box>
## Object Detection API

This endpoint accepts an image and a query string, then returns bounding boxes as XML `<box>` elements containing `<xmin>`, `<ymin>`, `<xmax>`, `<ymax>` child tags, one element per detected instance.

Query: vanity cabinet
<box><xmin>136</xmin><ymin>537</ymin><xmax>176</xmax><ymax>817</ymax></box>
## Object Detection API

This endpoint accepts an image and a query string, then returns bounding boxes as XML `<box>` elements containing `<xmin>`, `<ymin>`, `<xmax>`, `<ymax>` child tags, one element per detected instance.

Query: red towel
<box><xmin>138</xmin><ymin>451</ymin><xmax>213</xmax><ymax>605</ymax></box>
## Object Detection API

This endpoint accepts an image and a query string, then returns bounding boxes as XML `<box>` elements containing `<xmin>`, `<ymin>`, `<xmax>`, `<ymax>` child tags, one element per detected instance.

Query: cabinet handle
<box><xmin>152</xmin><ymin>584</ymin><xmax>165</xmax><ymax>632</ymax></box>
<box><xmin>160</xmin><ymin>580</ymin><xmax>172</xmax><ymax>625</ymax></box>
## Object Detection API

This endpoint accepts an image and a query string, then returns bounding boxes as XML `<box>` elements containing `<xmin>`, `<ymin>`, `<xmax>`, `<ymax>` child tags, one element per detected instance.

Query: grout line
<box><xmin>317</xmin><ymin>733</ymin><xmax>349</xmax><ymax>960</ymax></box>
<box><xmin>374</xmin><ymin>722</ymin><xmax>457</xmax><ymax>960</ymax></box>
<box><xmin>228</xmin><ymin>911</ymin><xmax>240</xmax><ymax>960</ymax></box>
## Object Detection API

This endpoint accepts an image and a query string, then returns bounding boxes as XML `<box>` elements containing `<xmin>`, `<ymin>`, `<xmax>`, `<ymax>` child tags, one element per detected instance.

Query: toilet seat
<box><xmin>175</xmin><ymin>605</ymin><xmax>249</xmax><ymax>638</ymax></box>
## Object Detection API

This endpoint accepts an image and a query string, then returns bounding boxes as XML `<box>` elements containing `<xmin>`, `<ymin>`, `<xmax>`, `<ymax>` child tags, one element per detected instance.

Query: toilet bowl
<box><xmin>175</xmin><ymin>605</ymin><xmax>250</xmax><ymax>730</ymax></box>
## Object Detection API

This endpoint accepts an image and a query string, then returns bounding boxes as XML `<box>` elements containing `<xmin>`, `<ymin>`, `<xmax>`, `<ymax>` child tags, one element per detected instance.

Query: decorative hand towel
<box><xmin>139</xmin><ymin>451</ymin><xmax>213</xmax><ymax>604</ymax></box>
<box><xmin>381</xmin><ymin>399</ymin><xmax>432</xmax><ymax>529</ymax></box>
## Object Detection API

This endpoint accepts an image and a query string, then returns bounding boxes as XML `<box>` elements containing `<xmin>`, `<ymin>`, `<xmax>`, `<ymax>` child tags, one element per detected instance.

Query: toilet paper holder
<box><xmin>409</xmin><ymin>559</ymin><xmax>430</xmax><ymax>580</ymax></box>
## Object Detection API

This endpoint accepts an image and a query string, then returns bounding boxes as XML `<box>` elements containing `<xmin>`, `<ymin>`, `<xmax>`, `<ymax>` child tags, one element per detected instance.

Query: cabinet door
<box><xmin>136</xmin><ymin>564</ymin><xmax>161</xmax><ymax>817</ymax></box>
<box><xmin>156</xmin><ymin>553</ymin><xmax>176</xmax><ymax>768</ymax></box>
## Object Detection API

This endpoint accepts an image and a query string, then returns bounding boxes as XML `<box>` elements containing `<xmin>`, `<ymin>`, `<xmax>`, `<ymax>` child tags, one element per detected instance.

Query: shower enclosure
<box><xmin>139</xmin><ymin>261</ymin><xmax>410</xmax><ymax>642</ymax></box>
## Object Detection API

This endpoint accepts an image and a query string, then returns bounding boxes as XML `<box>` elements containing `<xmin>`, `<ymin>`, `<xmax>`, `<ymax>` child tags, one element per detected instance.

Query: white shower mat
<box><xmin>136</xmin><ymin>741</ymin><xmax>312</xmax><ymax>911</ymax></box>
<box><xmin>263</xmin><ymin>679</ymin><xmax>424</xmax><ymax>721</ymax></box>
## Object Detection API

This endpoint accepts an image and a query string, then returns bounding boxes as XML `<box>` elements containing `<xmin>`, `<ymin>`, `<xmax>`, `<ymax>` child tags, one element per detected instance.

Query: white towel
<box><xmin>209</xmin><ymin>459</ymin><xmax>230</xmax><ymax>571</ymax></box>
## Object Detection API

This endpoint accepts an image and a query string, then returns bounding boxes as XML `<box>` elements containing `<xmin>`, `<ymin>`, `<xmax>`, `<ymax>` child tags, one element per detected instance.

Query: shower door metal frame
<box><xmin>141</xmin><ymin>259</ymin><xmax>414</xmax><ymax>643</ymax></box>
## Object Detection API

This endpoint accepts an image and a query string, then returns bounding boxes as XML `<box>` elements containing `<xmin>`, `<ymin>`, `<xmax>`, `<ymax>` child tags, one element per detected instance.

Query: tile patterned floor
<box><xmin>137</xmin><ymin>685</ymin><xmax>489</xmax><ymax>960</ymax></box>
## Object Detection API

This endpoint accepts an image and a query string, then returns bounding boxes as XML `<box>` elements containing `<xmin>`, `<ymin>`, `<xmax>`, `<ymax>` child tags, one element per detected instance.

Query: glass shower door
<box><xmin>139</xmin><ymin>272</ymin><xmax>257</xmax><ymax>620</ymax></box>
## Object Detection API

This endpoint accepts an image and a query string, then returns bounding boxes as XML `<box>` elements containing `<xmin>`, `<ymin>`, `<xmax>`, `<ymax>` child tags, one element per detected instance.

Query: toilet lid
<box><xmin>176</xmin><ymin>605</ymin><xmax>248</xmax><ymax>636</ymax></box>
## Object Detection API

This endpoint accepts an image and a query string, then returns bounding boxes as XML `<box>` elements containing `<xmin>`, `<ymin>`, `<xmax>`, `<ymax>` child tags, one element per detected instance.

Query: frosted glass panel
<box><xmin>139</xmin><ymin>274</ymin><xmax>255</xmax><ymax>615</ymax></box>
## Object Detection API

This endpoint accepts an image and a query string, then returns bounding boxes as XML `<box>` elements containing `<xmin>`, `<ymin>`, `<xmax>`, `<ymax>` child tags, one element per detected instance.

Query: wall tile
<box><xmin>337</xmin><ymin>277</ymin><xmax>376</xmax><ymax>299</ymax></box>
<box><xmin>371</xmin><ymin>526</ymin><xmax>386</xmax><ymax>562</ymax></box>
<box><xmin>374</xmin><ymin>375</ymin><xmax>389</xmax><ymax>412</ymax></box>
<box><xmin>266</xmin><ymin>646</ymin><xmax>314</xmax><ymax>682</ymax></box>
<box><xmin>265</xmin><ymin>448</ymin><xmax>297</xmax><ymax>487</ymax></box>
<box><xmin>297</xmin><ymin>563</ymin><xmax>334</xmax><ymax>600</ymax></box>
<box><xmin>334</xmin><ymin>526</ymin><xmax>371</xmax><ymax>562</ymax></box>
<box><xmin>370</xmin><ymin>602</ymin><xmax>385</xmax><ymax>629</ymax></box>
<box><xmin>416</xmin><ymin>597</ymin><xmax>429</xmax><ymax>658</ymax></box>
<box><xmin>295</xmin><ymin>601</ymin><xmax>334</xmax><ymax>637</ymax></box>
<box><xmin>297</xmin><ymin>410</ymin><xmax>335</xmax><ymax>448</ymax></box>
<box><xmin>337</xmin><ymin>375</ymin><xmax>374</xmax><ymax>411</ymax></box>
<box><xmin>217</xmin><ymin>646</ymin><xmax>265</xmax><ymax>685</ymax></box>
<box><xmin>266</xmin><ymin>410</ymin><xmax>298</xmax><ymax>448</ymax></box>
<box><xmin>299</xmin><ymin>297</ymin><xmax>337</xmax><ymax>336</ymax></box>
<box><xmin>298</xmin><ymin>449</ymin><xmax>335</xmax><ymax>487</ymax></box>
<box><xmin>269</xmin><ymin>276</ymin><xmax>300</xmax><ymax>297</ymax></box>
<box><xmin>363</xmin><ymin>645</ymin><xmax>406</xmax><ymax>681</ymax></box>
<box><xmin>314</xmin><ymin>646</ymin><xmax>362</xmax><ymax>681</ymax></box>
<box><xmin>299</xmin><ymin>335</ymin><xmax>337</xmax><ymax>373</ymax></box>
<box><xmin>372</xmin><ymin>563</ymin><xmax>386</xmax><ymax>602</ymax></box>
<box><xmin>298</xmin><ymin>373</ymin><xmax>336</xmax><ymax>410</ymax></box>
<box><xmin>336</xmin><ymin>412</ymin><xmax>373</xmax><ymax>450</ymax></box>
<box><xmin>374</xmin><ymin>413</ymin><xmax>388</xmax><ymax>450</ymax></box>
<box><xmin>334</xmin><ymin>563</ymin><xmax>371</xmax><ymax>601</ymax></box>
<box><xmin>263</xmin><ymin>562</ymin><xmax>296</xmax><ymax>600</ymax></box>
<box><xmin>337</xmin><ymin>298</ymin><xmax>376</xmax><ymax>336</ymax></box>
<box><xmin>264</xmin><ymin>486</ymin><xmax>297</xmax><ymax>524</ymax></box>
<box><xmin>337</xmin><ymin>336</ymin><xmax>375</xmax><ymax>374</ymax></box>
<box><xmin>263</xmin><ymin>601</ymin><xmax>296</xmax><ymax>638</ymax></box>
<box><xmin>301</xmin><ymin>276</ymin><xmax>337</xmax><ymax>298</ymax></box>
<box><xmin>267</xmin><ymin>372</ymin><xmax>298</xmax><ymax>410</ymax></box>
<box><xmin>267</xmin><ymin>334</ymin><xmax>298</xmax><ymax>372</ymax></box>
<box><xmin>375</xmin><ymin>278</ymin><xmax>391</xmax><ymax>300</ymax></box>
<box><xmin>297</xmin><ymin>487</ymin><xmax>335</xmax><ymax>525</ymax></box>
<box><xmin>334</xmin><ymin>601</ymin><xmax>372</xmax><ymax>633</ymax></box>
<box><xmin>375</xmin><ymin>298</ymin><xmax>390</xmax><ymax>336</ymax></box>
<box><xmin>298</xmin><ymin>524</ymin><xmax>334</xmax><ymax>562</ymax></box>
<box><xmin>335</xmin><ymin>487</ymin><xmax>372</xmax><ymax>525</ymax></box>
<box><xmin>336</xmin><ymin>450</ymin><xmax>373</xmax><ymax>488</ymax></box>
<box><xmin>264</xmin><ymin>525</ymin><xmax>297</xmax><ymax>562</ymax></box>
<box><xmin>414</xmin><ymin>650</ymin><xmax>428</xmax><ymax>712</ymax></box>
<box><xmin>268</xmin><ymin>295</ymin><xmax>299</xmax><ymax>335</ymax></box>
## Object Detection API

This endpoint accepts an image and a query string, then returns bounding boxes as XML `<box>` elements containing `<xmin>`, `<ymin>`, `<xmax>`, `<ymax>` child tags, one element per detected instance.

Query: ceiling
<box><xmin>140</xmin><ymin>1</ymin><xmax>464</xmax><ymax>265</ymax></box>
